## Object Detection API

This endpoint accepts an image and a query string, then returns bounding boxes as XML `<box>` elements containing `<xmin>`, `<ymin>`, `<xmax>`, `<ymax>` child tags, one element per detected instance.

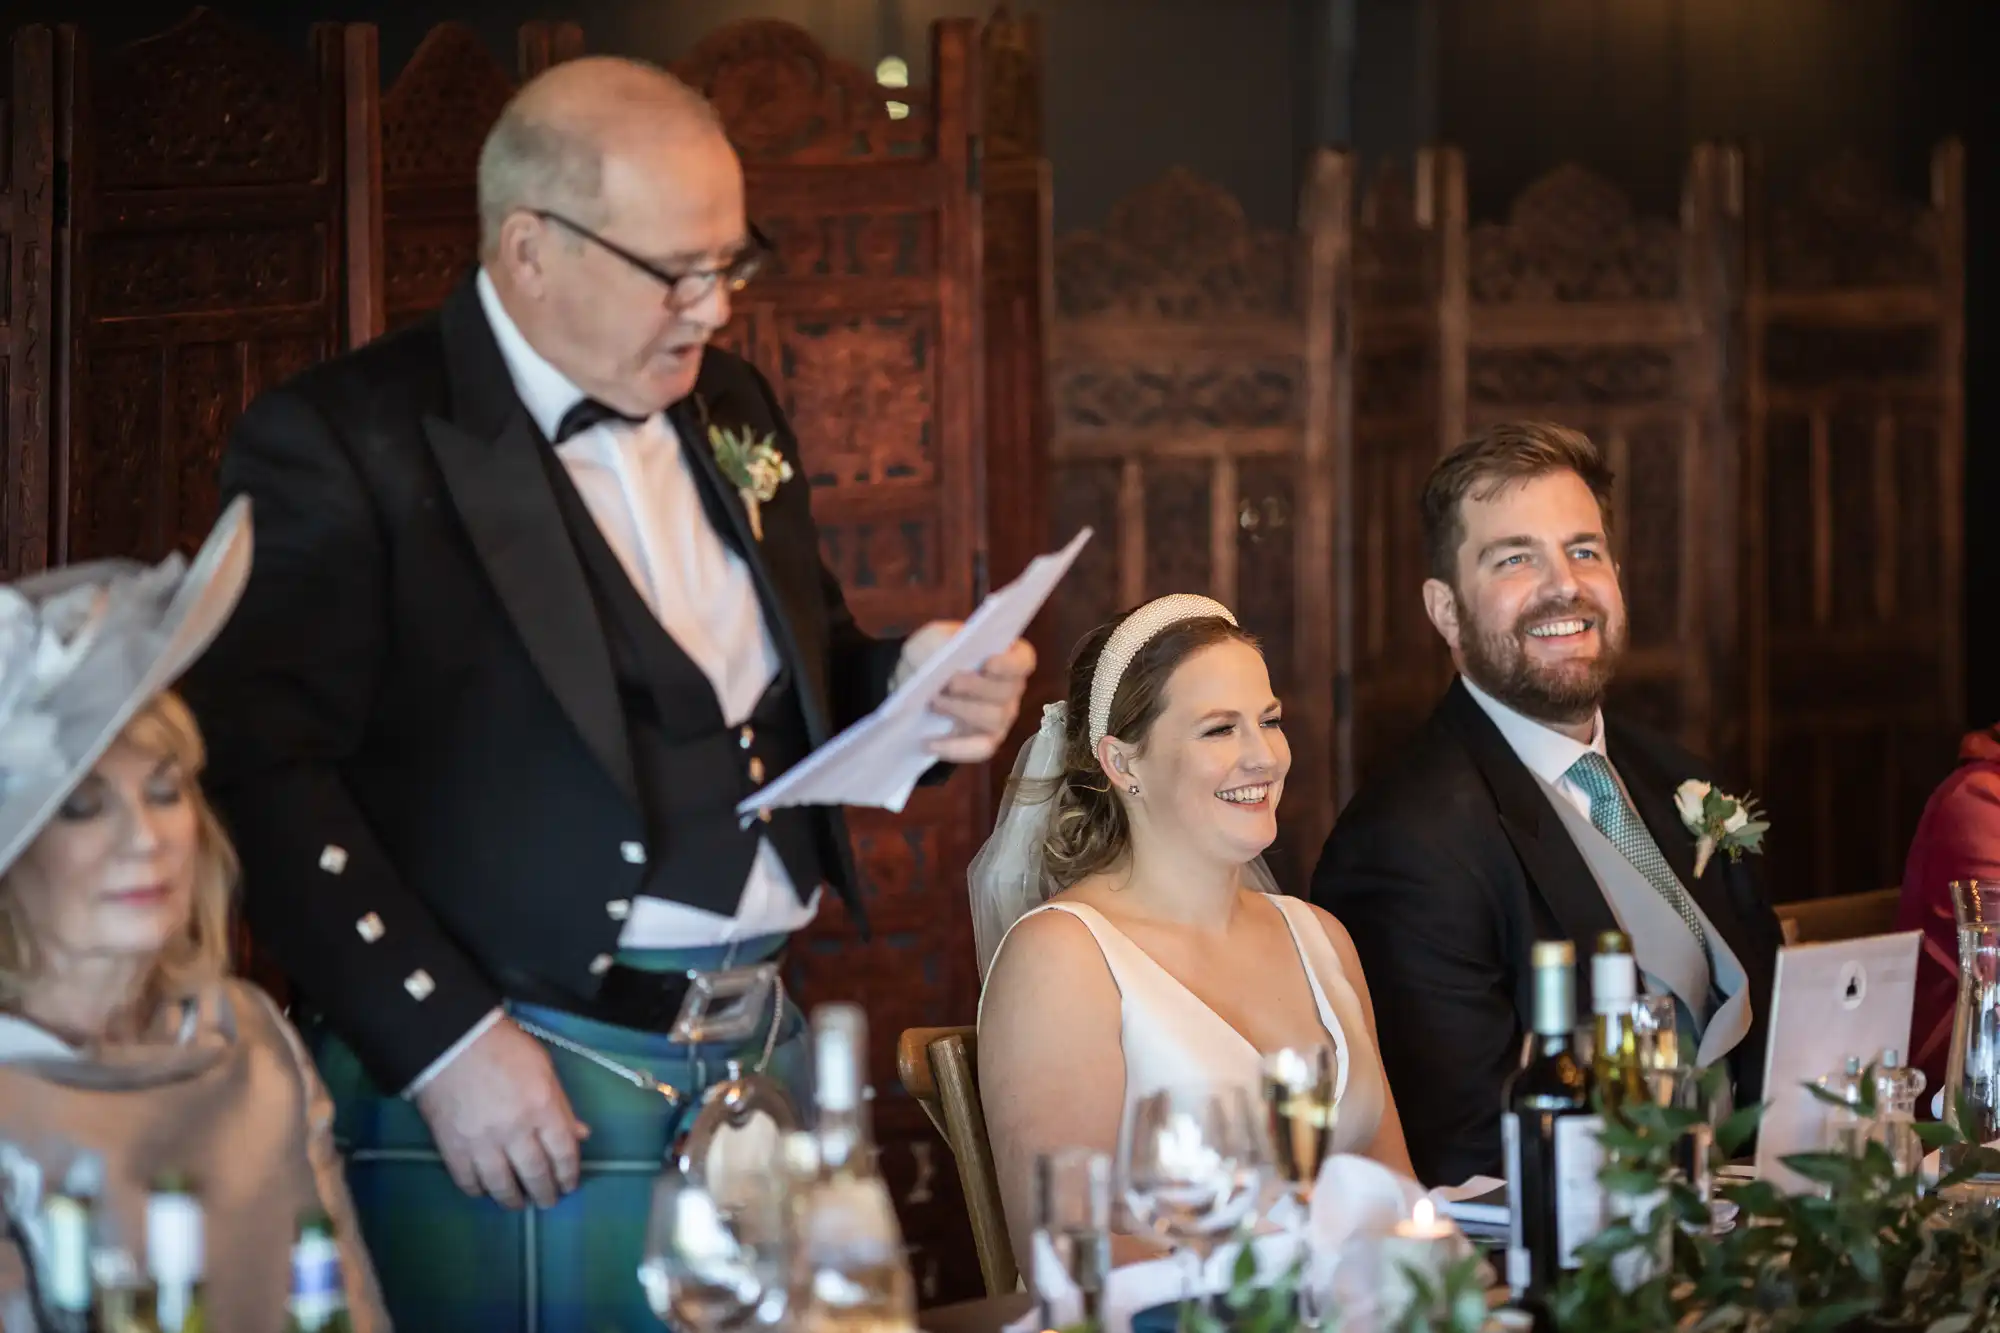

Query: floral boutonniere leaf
<box><xmin>1673</xmin><ymin>778</ymin><xmax>1769</xmax><ymax>878</ymax></box>
<box><xmin>706</xmin><ymin>422</ymin><xmax>794</xmax><ymax>541</ymax></box>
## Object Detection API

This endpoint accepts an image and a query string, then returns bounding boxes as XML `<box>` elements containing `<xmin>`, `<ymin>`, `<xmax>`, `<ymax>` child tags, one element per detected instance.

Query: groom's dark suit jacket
<box><xmin>1310</xmin><ymin>679</ymin><xmax>1784</xmax><ymax>1187</ymax></box>
<box><xmin>183</xmin><ymin>277</ymin><xmax>932</xmax><ymax>1094</ymax></box>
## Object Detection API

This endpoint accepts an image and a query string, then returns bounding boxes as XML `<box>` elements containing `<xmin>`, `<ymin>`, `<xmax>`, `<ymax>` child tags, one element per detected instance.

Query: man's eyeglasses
<box><xmin>534</xmin><ymin>210</ymin><xmax>772</xmax><ymax>309</ymax></box>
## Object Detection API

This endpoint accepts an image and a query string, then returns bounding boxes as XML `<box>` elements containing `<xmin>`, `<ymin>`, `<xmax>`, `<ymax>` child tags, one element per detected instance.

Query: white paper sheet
<box><xmin>735</xmin><ymin>528</ymin><xmax>1093</xmax><ymax>820</ymax></box>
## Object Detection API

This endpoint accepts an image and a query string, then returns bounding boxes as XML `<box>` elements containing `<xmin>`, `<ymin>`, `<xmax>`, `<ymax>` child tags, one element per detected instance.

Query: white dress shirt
<box><xmin>475</xmin><ymin>271</ymin><xmax>821</xmax><ymax>949</ymax></box>
<box><xmin>1459</xmin><ymin>675</ymin><xmax>1615</xmax><ymax>824</ymax></box>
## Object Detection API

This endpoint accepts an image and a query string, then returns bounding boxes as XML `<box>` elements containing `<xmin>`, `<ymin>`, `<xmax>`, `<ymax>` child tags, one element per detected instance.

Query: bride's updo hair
<box><xmin>1041</xmin><ymin>610</ymin><xmax>1257</xmax><ymax>888</ymax></box>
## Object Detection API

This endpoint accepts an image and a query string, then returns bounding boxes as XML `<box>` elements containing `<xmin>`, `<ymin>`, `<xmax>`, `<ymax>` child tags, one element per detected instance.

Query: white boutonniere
<box><xmin>1673</xmin><ymin>779</ymin><xmax>1770</xmax><ymax>878</ymax></box>
<box><xmin>706</xmin><ymin>422</ymin><xmax>794</xmax><ymax>541</ymax></box>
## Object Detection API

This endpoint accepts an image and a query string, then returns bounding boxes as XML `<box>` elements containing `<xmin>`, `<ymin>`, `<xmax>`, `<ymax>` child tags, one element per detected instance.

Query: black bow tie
<box><xmin>554</xmin><ymin>398</ymin><xmax>646</xmax><ymax>443</ymax></box>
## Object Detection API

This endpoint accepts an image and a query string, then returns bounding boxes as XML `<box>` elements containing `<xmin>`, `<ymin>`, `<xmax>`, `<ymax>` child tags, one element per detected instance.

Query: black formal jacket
<box><xmin>183</xmin><ymin>278</ymin><xmax>921</xmax><ymax>1093</ymax></box>
<box><xmin>1309</xmin><ymin>679</ymin><xmax>1784</xmax><ymax>1188</ymax></box>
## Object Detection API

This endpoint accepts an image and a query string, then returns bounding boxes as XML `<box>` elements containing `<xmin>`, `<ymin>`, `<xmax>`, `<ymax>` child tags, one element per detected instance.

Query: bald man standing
<box><xmin>183</xmin><ymin>58</ymin><xmax>1031</xmax><ymax>1331</ymax></box>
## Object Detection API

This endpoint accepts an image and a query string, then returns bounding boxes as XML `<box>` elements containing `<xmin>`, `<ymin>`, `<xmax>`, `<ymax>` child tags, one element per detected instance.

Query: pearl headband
<box><xmin>1087</xmin><ymin>594</ymin><xmax>1238</xmax><ymax>747</ymax></box>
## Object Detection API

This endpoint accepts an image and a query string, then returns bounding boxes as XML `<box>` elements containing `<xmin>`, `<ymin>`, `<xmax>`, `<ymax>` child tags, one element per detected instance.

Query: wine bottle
<box><xmin>282</xmin><ymin>1209</ymin><xmax>352</xmax><ymax>1333</ymax></box>
<box><xmin>1591</xmin><ymin>931</ymin><xmax>1645</xmax><ymax>1114</ymax></box>
<box><xmin>793</xmin><ymin>1003</ymin><xmax>917</xmax><ymax>1333</ymax></box>
<box><xmin>1501</xmin><ymin>940</ymin><xmax>1603</xmax><ymax>1308</ymax></box>
<box><xmin>42</xmin><ymin>1153</ymin><xmax>104</xmax><ymax>1332</ymax></box>
<box><xmin>144</xmin><ymin>1174</ymin><xmax>208</xmax><ymax>1333</ymax></box>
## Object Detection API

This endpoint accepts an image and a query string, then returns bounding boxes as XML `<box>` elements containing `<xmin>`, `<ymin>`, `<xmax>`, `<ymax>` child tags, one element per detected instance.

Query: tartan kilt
<box><xmin>307</xmin><ymin>942</ymin><xmax>810</xmax><ymax>1333</ymax></box>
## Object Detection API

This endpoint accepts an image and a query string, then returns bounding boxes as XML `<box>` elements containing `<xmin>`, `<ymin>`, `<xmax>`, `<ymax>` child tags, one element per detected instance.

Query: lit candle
<box><xmin>1378</xmin><ymin>1197</ymin><xmax>1454</xmax><ymax>1322</ymax></box>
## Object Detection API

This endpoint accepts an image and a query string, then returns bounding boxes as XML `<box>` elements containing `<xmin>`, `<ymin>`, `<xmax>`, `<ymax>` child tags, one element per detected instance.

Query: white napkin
<box><xmin>1303</xmin><ymin>1156</ymin><xmax>1488</xmax><ymax>1331</ymax></box>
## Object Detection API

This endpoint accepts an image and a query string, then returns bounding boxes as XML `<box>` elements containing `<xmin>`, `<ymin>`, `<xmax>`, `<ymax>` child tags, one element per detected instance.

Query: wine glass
<box><xmin>1033</xmin><ymin>1149</ymin><xmax>1113</xmax><ymax>1330</ymax></box>
<box><xmin>1123</xmin><ymin>1085</ymin><xmax>1273</xmax><ymax>1304</ymax></box>
<box><xmin>638</xmin><ymin>1167</ymin><xmax>790</xmax><ymax>1330</ymax></box>
<box><xmin>1261</xmin><ymin>1045</ymin><xmax>1339</xmax><ymax>1203</ymax></box>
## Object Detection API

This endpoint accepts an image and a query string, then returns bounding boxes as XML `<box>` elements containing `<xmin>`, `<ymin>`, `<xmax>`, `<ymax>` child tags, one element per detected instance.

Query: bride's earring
<box><xmin>1126</xmin><ymin>782</ymin><xmax>1140</xmax><ymax>795</ymax></box>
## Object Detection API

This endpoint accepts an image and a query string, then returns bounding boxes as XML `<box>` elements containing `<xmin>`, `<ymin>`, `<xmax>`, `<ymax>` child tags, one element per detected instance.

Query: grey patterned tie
<box><xmin>1565</xmin><ymin>751</ymin><xmax>1708</xmax><ymax>953</ymax></box>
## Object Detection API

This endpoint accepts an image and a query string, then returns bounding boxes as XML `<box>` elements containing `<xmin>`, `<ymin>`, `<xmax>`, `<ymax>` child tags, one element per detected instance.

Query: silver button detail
<box><xmin>620</xmin><ymin>841</ymin><xmax>646</xmax><ymax>865</ymax></box>
<box><xmin>355</xmin><ymin>912</ymin><xmax>385</xmax><ymax>943</ymax></box>
<box><xmin>588</xmin><ymin>953</ymin><xmax>614</xmax><ymax>976</ymax></box>
<box><xmin>748</xmin><ymin>756</ymin><xmax>766</xmax><ymax>783</ymax></box>
<box><xmin>319</xmin><ymin>845</ymin><xmax>349</xmax><ymax>874</ymax></box>
<box><xmin>738</xmin><ymin>726</ymin><xmax>755</xmax><ymax>750</ymax></box>
<box><xmin>404</xmin><ymin>970</ymin><xmax>435</xmax><ymax>1001</ymax></box>
<box><xmin>606</xmin><ymin>899</ymin><xmax>631</xmax><ymax>922</ymax></box>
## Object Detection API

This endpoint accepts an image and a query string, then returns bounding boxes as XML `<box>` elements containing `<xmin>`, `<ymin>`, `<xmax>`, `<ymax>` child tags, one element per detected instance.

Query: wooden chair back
<box><xmin>1775</xmin><ymin>887</ymin><xmax>1904</xmax><ymax>946</ymax></box>
<box><xmin>895</xmin><ymin>1025</ymin><xmax>1018</xmax><ymax>1296</ymax></box>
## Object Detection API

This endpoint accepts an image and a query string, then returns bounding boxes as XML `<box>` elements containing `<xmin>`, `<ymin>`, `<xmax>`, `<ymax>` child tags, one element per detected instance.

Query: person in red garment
<box><xmin>1896</xmin><ymin>724</ymin><xmax>2000</xmax><ymax>1100</ymax></box>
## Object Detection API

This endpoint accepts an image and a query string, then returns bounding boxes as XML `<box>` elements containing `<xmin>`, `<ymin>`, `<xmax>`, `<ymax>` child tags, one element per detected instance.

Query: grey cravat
<box><xmin>1565</xmin><ymin>751</ymin><xmax>1708</xmax><ymax>953</ymax></box>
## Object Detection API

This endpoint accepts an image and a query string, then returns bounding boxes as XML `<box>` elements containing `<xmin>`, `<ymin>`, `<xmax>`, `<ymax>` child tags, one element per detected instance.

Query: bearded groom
<box><xmin>1311</xmin><ymin>421</ymin><xmax>1783</xmax><ymax>1188</ymax></box>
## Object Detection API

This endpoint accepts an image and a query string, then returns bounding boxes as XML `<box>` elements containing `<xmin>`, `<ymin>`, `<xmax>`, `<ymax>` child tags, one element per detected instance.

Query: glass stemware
<box><xmin>1261</xmin><ymin>1046</ymin><xmax>1339</xmax><ymax>1204</ymax></box>
<box><xmin>638</xmin><ymin>1167</ymin><xmax>790</xmax><ymax>1331</ymax></box>
<box><xmin>1631</xmin><ymin>994</ymin><xmax>1681</xmax><ymax>1098</ymax></box>
<box><xmin>1123</xmin><ymin>1085</ymin><xmax>1273</xmax><ymax>1305</ymax></box>
<box><xmin>1033</xmin><ymin>1148</ymin><xmax>1113</xmax><ymax>1330</ymax></box>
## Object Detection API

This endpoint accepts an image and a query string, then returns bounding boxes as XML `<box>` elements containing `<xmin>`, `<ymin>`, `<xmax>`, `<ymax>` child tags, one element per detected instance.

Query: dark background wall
<box><xmin>18</xmin><ymin>0</ymin><xmax>1986</xmax><ymax>724</ymax></box>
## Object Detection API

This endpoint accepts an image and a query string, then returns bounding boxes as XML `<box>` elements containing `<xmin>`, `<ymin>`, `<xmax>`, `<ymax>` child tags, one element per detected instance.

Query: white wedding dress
<box><xmin>979</xmin><ymin>893</ymin><xmax>1390</xmax><ymax>1167</ymax></box>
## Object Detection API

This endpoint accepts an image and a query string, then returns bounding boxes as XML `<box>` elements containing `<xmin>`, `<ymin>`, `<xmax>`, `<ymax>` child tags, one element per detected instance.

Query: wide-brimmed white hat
<box><xmin>0</xmin><ymin>498</ymin><xmax>252</xmax><ymax>880</ymax></box>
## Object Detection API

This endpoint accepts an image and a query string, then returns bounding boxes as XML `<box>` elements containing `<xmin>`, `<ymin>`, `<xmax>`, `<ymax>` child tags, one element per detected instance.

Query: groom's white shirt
<box><xmin>1461</xmin><ymin>674</ymin><xmax>1615</xmax><ymax>822</ymax></box>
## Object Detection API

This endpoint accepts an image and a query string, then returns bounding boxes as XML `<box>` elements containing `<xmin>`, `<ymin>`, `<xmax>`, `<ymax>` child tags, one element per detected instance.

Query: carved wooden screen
<box><xmin>1346</xmin><ymin>150</ymin><xmax>1464</xmax><ymax>790</ymax></box>
<box><xmin>1</xmin><ymin>26</ymin><xmax>55</xmax><ymax>579</ymax></box>
<box><xmin>672</xmin><ymin>19</ymin><xmax>986</xmax><ymax>1301</ymax></box>
<box><xmin>978</xmin><ymin>5</ymin><xmax>1057</xmax><ymax>763</ymax></box>
<box><xmin>1456</xmin><ymin>150</ymin><xmax>1742</xmax><ymax>764</ymax></box>
<box><xmin>345</xmin><ymin>20</ymin><xmax>584</xmax><ymax>347</ymax></box>
<box><xmin>54</xmin><ymin>9</ymin><xmax>346</xmax><ymax>564</ymax></box>
<box><xmin>1048</xmin><ymin>167</ymin><xmax>1340</xmax><ymax>889</ymax></box>
<box><xmin>1744</xmin><ymin>142</ymin><xmax>1965</xmax><ymax>902</ymax></box>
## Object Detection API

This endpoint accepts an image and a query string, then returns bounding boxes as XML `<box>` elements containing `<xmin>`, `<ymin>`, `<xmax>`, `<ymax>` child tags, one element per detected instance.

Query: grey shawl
<box><xmin>0</xmin><ymin>978</ymin><xmax>389</xmax><ymax>1332</ymax></box>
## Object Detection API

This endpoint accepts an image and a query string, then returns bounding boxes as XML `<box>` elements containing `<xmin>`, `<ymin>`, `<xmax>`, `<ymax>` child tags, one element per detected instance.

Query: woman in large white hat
<box><xmin>0</xmin><ymin>501</ymin><xmax>387</xmax><ymax>1331</ymax></box>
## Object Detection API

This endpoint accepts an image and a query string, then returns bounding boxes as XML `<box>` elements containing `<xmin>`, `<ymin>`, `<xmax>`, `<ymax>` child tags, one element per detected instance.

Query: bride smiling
<box><xmin>973</xmin><ymin>595</ymin><xmax>1412</xmax><ymax>1262</ymax></box>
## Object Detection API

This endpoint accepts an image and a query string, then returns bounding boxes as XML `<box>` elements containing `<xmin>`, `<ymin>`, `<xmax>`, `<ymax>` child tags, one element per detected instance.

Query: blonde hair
<box><xmin>0</xmin><ymin>690</ymin><xmax>239</xmax><ymax>1005</ymax></box>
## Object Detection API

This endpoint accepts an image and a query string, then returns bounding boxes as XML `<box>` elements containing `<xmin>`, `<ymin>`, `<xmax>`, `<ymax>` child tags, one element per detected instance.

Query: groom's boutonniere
<box><xmin>1674</xmin><ymin>779</ymin><xmax>1770</xmax><ymax>878</ymax></box>
<box><xmin>706</xmin><ymin>421</ymin><xmax>793</xmax><ymax>541</ymax></box>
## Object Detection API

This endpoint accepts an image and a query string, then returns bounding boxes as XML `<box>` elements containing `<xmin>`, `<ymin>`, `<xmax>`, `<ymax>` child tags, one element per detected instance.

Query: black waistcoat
<box><xmin>536</xmin><ymin>440</ymin><xmax>826</xmax><ymax>918</ymax></box>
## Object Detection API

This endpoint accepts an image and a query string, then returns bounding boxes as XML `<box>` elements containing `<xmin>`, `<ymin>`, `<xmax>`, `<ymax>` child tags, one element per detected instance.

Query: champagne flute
<box><xmin>638</xmin><ymin>1168</ymin><xmax>789</xmax><ymax>1330</ymax></box>
<box><xmin>1630</xmin><ymin>995</ymin><xmax>1719</xmax><ymax>1209</ymax></box>
<box><xmin>1261</xmin><ymin>1045</ymin><xmax>1339</xmax><ymax>1203</ymax></box>
<box><xmin>1631</xmin><ymin>995</ymin><xmax>1681</xmax><ymax>1103</ymax></box>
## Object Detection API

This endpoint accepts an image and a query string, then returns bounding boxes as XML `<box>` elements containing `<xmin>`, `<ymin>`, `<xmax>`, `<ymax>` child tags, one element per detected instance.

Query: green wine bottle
<box><xmin>1500</xmin><ymin>941</ymin><xmax>1602</xmax><ymax>1309</ymax></box>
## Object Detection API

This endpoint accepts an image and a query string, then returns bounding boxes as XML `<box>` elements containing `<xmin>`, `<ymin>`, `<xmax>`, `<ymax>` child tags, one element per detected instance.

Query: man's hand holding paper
<box><xmin>738</xmin><ymin>529</ymin><xmax>1092</xmax><ymax>818</ymax></box>
<box><xmin>902</xmin><ymin>623</ymin><xmax>1038</xmax><ymax>763</ymax></box>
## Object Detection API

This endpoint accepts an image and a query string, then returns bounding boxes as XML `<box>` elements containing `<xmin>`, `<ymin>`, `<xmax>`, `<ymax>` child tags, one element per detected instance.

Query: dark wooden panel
<box><xmin>1746</xmin><ymin>143</ymin><xmax>1964</xmax><ymax>902</ymax></box>
<box><xmin>1</xmin><ymin>26</ymin><xmax>56</xmax><ymax>578</ymax></box>
<box><xmin>1349</xmin><ymin>154</ymin><xmax>1457</xmax><ymax>789</ymax></box>
<box><xmin>59</xmin><ymin>10</ymin><xmax>346</xmax><ymax>564</ymax></box>
<box><xmin>1046</xmin><ymin>458</ymin><xmax>1122</xmax><ymax>676</ymax></box>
